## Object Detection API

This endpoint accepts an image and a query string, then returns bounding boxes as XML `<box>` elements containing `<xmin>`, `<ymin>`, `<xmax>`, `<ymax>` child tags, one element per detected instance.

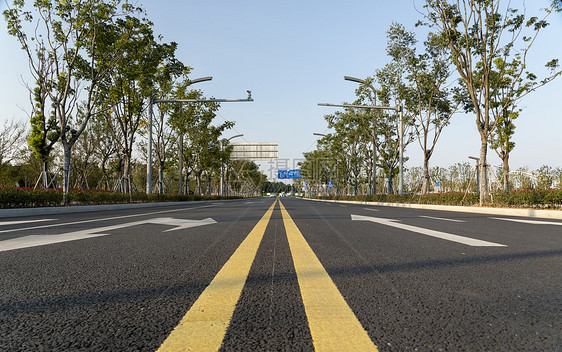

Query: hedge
<box><xmin>0</xmin><ymin>187</ymin><xmax>242</xmax><ymax>209</ymax></box>
<box><xmin>317</xmin><ymin>189</ymin><xmax>562</xmax><ymax>209</ymax></box>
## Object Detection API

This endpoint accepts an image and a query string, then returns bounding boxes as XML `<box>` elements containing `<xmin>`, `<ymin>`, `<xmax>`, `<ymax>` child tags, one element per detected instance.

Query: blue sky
<box><xmin>1</xmin><ymin>1</ymin><xmax>561</xmax><ymax>180</ymax></box>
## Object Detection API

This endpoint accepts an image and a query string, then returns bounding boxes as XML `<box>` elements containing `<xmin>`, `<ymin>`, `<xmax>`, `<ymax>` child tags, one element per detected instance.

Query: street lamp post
<box><xmin>146</xmin><ymin>78</ymin><xmax>253</xmax><ymax>194</ymax></box>
<box><xmin>147</xmin><ymin>76</ymin><xmax>213</xmax><ymax>195</ymax></box>
<box><xmin>222</xmin><ymin>134</ymin><xmax>244</xmax><ymax>196</ymax></box>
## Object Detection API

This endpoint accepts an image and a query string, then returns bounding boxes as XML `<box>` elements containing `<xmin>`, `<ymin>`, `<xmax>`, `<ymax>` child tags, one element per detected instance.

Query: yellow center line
<box><xmin>157</xmin><ymin>200</ymin><xmax>277</xmax><ymax>352</ymax></box>
<box><xmin>279</xmin><ymin>200</ymin><xmax>378</xmax><ymax>352</ymax></box>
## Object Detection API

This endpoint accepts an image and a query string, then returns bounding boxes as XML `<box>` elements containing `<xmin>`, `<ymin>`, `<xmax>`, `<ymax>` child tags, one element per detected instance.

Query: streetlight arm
<box><xmin>345</xmin><ymin>75</ymin><xmax>378</xmax><ymax>102</ymax></box>
<box><xmin>344</xmin><ymin>75</ymin><xmax>365</xmax><ymax>84</ymax></box>
<box><xmin>228</xmin><ymin>134</ymin><xmax>244</xmax><ymax>141</ymax></box>
<box><xmin>318</xmin><ymin>103</ymin><xmax>400</xmax><ymax>112</ymax></box>
<box><xmin>189</xmin><ymin>76</ymin><xmax>213</xmax><ymax>84</ymax></box>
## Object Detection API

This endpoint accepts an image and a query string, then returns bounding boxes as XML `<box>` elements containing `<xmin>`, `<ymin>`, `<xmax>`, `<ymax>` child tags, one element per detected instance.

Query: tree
<box><xmin>0</xmin><ymin>119</ymin><xmax>27</xmax><ymax>179</ymax></box>
<box><xmin>27</xmin><ymin>78</ymin><xmax>60</xmax><ymax>188</ymax></box>
<box><xmin>88</xmin><ymin>112</ymin><xmax>120</xmax><ymax>190</ymax></box>
<box><xmin>489</xmin><ymin>105</ymin><xmax>517</xmax><ymax>190</ymax></box>
<box><xmin>300</xmin><ymin>149</ymin><xmax>333</xmax><ymax>196</ymax></box>
<box><xmin>386</xmin><ymin>23</ymin><xmax>458</xmax><ymax>194</ymax></box>
<box><xmin>324</xmin><ymin>109</ymin><xmax>369</xmax><ymax>195</ymax></box>
<box><xmin>98</xmin><ymin>15</ymin><xmax>181</xmax><ymax>194</ymax></box>
<box><xmin>371</xmin><ymin>63</ymin><xmax>414</xmax><ymax>194</ymax></box>
<box><xmin>230</xmin><ymin>160</ymin><xmax>267</xmax><ymax>196</ymax></box>
<box><xmin>151</xmin><ymin>65</ymin><xmax>189</xmax><ymax>194</ymax></box>
<box><xmin>168</xmin><ymin>87</ymin><xmax>233</xmax><ymax>195</ymax></box>
<box><xmin>4</xmin><ymin>0</ymin><xmax>139</xmax><ymax>199</ymax></box>
<box><xmin>536</xmin><ymin>165</ymin><xmax>554</xmax><ymax>189</ymax></box>
<box><xmin>423</xmin><ymin>0</ymin><xmax>561</xmax><ymax>204</ymax></box>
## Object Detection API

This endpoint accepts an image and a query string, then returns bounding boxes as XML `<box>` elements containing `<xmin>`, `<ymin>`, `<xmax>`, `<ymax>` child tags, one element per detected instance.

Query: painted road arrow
<box><xmin>351</xmin><ymin>214</ymin><xmax>506</xmax><ymax>247</ymax></box>
<box><xmin>0</xmin><ymin>217</ymin><xmax>216</xmax><ymax>253</ymax></box>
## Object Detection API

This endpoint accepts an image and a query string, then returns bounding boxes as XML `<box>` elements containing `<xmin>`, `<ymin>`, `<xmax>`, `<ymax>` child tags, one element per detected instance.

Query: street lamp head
<box><xmin>344</xmin><ymin>75</ymin><xmax>366</xmax><ymax>84</ymax></box>
<box><xmin>313</xmin><ymin>133</ymin><xmax>327</xmax><ymax>137</ymax></box>
<box><xmin>228</xmin><ymin>134</ymin><xmax>244</xmax><ymax>141</ymax></box>
<box><xmin>189</xmin><ymin>76</ymin><xmax>213</xmax><ymax>85</ymax></box>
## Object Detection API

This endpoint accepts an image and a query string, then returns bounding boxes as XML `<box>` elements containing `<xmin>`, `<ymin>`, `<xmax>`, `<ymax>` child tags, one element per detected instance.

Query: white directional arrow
<box><xmin>0</xmin><ymin>217</ymin><xmax>216</xmax><ymax>253</ymax></box>
<box><xmin>351</xmin><ymin>214</ymin><xmax>506</xmax><ymax>247</ymax></box>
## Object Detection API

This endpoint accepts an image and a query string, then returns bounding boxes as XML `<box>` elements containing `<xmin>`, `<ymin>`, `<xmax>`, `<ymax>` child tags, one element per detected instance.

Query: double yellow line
<box><xmin>157</xmin><ymin>199</ymin><xmax>378</xmax><ymax>352</ymax></box>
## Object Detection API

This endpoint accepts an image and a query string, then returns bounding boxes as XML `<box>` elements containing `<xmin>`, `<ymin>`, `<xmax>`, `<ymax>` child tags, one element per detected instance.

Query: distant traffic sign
<box><xmin>328</xmin><ymin>181</ymin><xmax>334</xmax><ymax>188</ymax></box>
<box><xmin>278</xmin><ymin>169</ymin><xmax>302</xmax><ymax>179</ymax></box>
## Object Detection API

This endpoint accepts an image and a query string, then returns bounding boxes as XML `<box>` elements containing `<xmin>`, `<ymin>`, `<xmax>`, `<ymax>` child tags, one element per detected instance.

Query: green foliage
<box><xmin>318</xmin><ymin>188</ymin><xmax>562</xmax><ymax>208</ymax></box>
<box><xmin>262</xmin><ymin>181</ymin><xmax>297</xmax><ymax>194</ymax></box>
<box><xmin>318</xmin><ymin>192</ymin><xmax>479</xmax><ymax>206</ymax></box>
<box><xmin>28</xmin><ymin>80</ymin><xmax>60</xmax><ymax>163</ymax></box>
<box><xmin>167</xmin><ymin>85</ymin><xmax>234</xmax><ymax>194</ymax></box>
<box><xmin>422</xmin><ymin>0</ymin><xmax>561</xmax><ymax>202</ymax></box>
<box><xmin>0</xmin><ymin>187</ymin><xmax>63</xmax><ymax>208</ymax></box>
<box><xmin>386</xmin><ymin>22</ymin><xmax>457</xmax><ymax>194</ymax></box>
<box><xmin>229</xmin><ymin>160</ymin><xmax>266</xmax><ymax>194</ymax></box>
<box><xmin>0</xmin><ymin>187</ymin><xmax>241</xmax><ymax>208</ymax></box>
<box><xmin>493</xmin><ymin>189</ymin><xmax>562</xmax><ymax>208</ymax></box>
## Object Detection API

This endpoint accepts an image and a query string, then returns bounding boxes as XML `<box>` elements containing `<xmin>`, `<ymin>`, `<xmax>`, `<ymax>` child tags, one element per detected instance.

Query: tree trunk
<box><xmin>42</xmin><ymin>161</ymin><xmax>50</xmax><ymax>188</ymax></box>
<box><xmin>479</xmin><ymin>140</ymin><xmax>489</xmax><ymax>205</ymax></box>
<box><xmin>422</xmin><ymin>157</ymin><xmax>430</xmax><ymax>195</ymax></box>
<box><xmin>183</xmin><ymin>169</ymin><xmax>191</xmax><ymax>195</ymax></box>
<box><xmin>196</xmin><ymin>172</ymin><xmax>202</xmax><ymax>195</ymax></box>
<box><xmin>62</xmin><ymin>144</ymin><xmax>73</xmax><ymax>205</ymax></box>
<box><xmin>123</xmin><ymin>154</ymin><xmax>132</xmax><ymax>194</ymax></box>
<box><xmin>387</xmin><ymin>174</ymin><xmax>393</xmax><ymax>195</ymax></box>
<box><xmin>158</xmin><ymin>161</ymin><xmax>164</xmax><ymax>194</ymax></box>
<box><xmin>502</xmin><ymin>153</ymin><xmax>510</xmax><ymax>191</ymax></box>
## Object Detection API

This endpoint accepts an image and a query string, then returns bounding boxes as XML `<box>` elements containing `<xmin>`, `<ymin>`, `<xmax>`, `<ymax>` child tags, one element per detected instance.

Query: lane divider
<box><xmin>157</xmin><ymin>200</ymin><xmax>277</xmax><ymax>352</ymax></box>
<box><xmin>279</xmin><ymin>200</ymin><xmax>378</xmax><ymax>352</ymax></box>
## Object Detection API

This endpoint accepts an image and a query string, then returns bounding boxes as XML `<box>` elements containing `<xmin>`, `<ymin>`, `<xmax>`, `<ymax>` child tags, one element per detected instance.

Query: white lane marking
<box><xmin>362</xmin><ymin>208</ymin><xmax>379</xmax><ymax>212</ymax></box>
<box><xmin>0</xmin><ymin>204</ymin><xmax>217</xmax><ymax>235</ymax></box>
<box><xmin>490</xmin><ymin>217</ymin><xmax>562</xmax><ymax>226</ymax></box>
<box><xmin>0</xmin><ymin>219</ymin><xmax>56</xmax><ymax>226</ymax></box>
<box><xmin>0</xmin><ymin>217</ymin><xmax>217</xmax><ymax>252</ymax></box>
<box><xmin>420</xmin><ymin>216</ymin><xmax>465</xmax><ymax>223</ymax></box>
<box><xmin>352</xmin><ymin>214</ymin><xmax>506</xmax><ymax>247</ymax></box>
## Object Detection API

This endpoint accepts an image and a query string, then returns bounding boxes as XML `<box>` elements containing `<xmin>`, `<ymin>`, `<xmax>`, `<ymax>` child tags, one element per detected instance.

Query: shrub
<box><xmin>317</xmin><ymin>189</ymin><xmax>562</xmax><ymax>209</ymax></box>
<box><xmin>0</xmin><ymin>187</ymin><xmax>241</xmax><ymax>208</ymax></box>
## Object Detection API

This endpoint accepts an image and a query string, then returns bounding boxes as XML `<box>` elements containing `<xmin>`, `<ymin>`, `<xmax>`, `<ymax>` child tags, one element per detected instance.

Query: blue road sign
<box><xmin>328</xmin><ymin>181</ymin><xmax>334</xmax><ymax>188</ymax></box>
<box><xmin>278</xmin><ymin>169</ymin><xmax>302</xmax><ymax>179</ymax></box>
<box><xmin>287</xmin><ymin>169</ymin><xmax>302</xmax><ymax>179</ymax></box>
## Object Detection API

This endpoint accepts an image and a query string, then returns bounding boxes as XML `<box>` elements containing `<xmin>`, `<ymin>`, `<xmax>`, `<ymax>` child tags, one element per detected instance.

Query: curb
<box><xmin>305</xmin><ymin>198</ymin><xmax>562</xmax><ymax>220</ymax></box>
<box><xmin>0</xmin><ymin>198</ymin><xmax>245</xmax><ymax>219</ymax></box>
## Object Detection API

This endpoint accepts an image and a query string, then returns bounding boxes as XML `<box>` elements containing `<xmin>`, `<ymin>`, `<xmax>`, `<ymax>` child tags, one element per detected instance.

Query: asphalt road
<box><xmin>0</xmin><ymin>197</ymin><xmax>560</xmax><ymax>351</ymax></box>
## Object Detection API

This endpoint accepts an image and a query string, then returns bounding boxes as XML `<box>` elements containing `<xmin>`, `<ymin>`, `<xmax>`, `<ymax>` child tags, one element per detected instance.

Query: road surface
<box><xmin>1</xmin><ymin>197</ymin><xmax>560</xmax><ymax>351</ymax></box>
